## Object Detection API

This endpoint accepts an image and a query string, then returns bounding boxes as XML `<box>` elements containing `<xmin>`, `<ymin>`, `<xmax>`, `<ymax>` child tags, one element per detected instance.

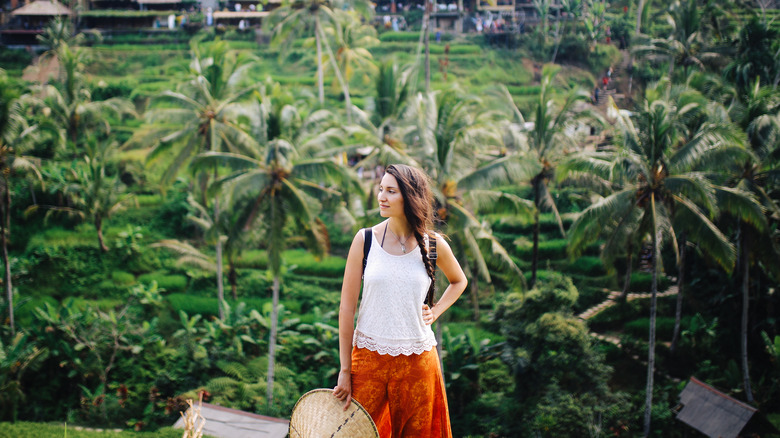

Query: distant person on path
<box><xmin>334</xmin><ymin>164</ymin><xmax>467</xmax><ymax>437</ymax></box>
<box><xmin>593</xmin><ymin>86</ymin><xmax>600</xmax><ymax>104</ymax></box>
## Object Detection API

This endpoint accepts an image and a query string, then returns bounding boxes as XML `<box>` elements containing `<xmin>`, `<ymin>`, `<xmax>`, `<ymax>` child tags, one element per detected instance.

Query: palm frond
<box><xmin>672</xmin><ymin>194</ymin><xmax>736</xmax><ymax>272</ymax></box>
<box><xmin>714</xmin><ymin>186</ymin><xmax>766</xmax><ymax>231</ymax></box>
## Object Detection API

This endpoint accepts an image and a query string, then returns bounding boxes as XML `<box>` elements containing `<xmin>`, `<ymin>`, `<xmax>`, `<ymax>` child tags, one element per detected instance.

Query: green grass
<box><xmin>0</xmin><ymin>423</ymin><xmax>205</xmax><ymax>438</ymax></box>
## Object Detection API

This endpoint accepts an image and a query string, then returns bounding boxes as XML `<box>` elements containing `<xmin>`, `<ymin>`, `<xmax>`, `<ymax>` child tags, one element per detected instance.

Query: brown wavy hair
<box><xmin>384</xmin><ymin>164</ymin><xmax>437</xmax><ymax>306</ymax></box>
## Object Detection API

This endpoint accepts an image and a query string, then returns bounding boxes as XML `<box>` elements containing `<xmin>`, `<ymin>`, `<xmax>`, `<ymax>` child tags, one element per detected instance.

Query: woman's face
<box><xmin>378</xmin><ymin>173</ymin><xmax>405</xmax><ymax>218</ymax></box>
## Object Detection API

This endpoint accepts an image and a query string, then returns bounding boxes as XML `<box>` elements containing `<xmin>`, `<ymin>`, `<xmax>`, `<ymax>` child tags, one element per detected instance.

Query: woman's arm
<box><xmin>422</xmin><ymin>235</ymin><xmax>467</xmax><ymax>325</ymax></box>
<box><xmin>333</xmin><ymin>229</ymin><xmax>365</xmax><ymax>409</ymax></box>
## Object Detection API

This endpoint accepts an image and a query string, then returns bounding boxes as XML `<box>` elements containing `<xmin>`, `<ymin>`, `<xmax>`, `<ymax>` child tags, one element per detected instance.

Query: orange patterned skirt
<box><xmin>350</xmin><ymin>346</ymin><xmax>452</xmax><ymax>438</ymax></box>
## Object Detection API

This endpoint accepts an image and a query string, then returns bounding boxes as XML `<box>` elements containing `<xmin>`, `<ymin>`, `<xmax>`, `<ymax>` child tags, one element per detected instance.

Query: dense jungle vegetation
<box><xmin>0</xmin><ymin>0</ymin><xmax>779</xmax><ymax>436</ymax></box>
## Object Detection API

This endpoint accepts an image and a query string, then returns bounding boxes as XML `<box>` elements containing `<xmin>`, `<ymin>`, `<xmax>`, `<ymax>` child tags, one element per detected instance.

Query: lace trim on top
<box><xmin>354</xmin><ymin>330</ymin><xmax>437</xmax><ymax>357</ymax></box>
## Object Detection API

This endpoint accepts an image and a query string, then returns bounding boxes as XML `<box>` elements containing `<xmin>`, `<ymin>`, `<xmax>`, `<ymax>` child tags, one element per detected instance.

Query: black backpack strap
<box><xmin>362</xmin><ymin>227</ymin><xmax>372</xmax><ymax>278</ymax></box>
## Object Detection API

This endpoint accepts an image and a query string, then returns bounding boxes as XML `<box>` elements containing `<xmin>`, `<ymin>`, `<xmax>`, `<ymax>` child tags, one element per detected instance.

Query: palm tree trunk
<box><xmin>740</xmin><ymin>230</ymin><xmax>754</xmax><ymax>403</ymax></box>
<box><xmin>424</xmin><ymin>0</ymin><xmax>431</xmax><ymax>92</ymax></box>
<box><xmin>267</xmin><ymin>274</ymin><xmax>280</xmax><ymax>408</ymax></box>
<box><xmin>620</xmin><ymin>241</ymin><xmax>633</xmax><ymax>300</ymax></box>
<box><xmin>216</xmin><ymin>238</ymin><xmax>225</xmax><ymax>320</ymax></box>
<box><xmin>530</xmin><ymin>179</ymin><xmax>541</xmax><ymax>288</ymax></box>
<box><xmin>315</xmin><ymin>19</ymin><xmax>324</xmax><ymax>106</ymax></box>
<box><xmin>229</xmin><ymin>257</ymin><xmax>238</xmax><ymax>301</ymax></box>
<box><xmin>2</xmin><ymin>180</ymin><xmax>13</xmax><ymax>334</ymax></box>
<box><xmin>317</xmin><ymin>17</ymin><xmax>352</xmax><ymax>124</ymax></box>
<box><xmin>643</xmin><ymin>194</ymin><xmax>658</xmax><ymax>438</ymax></box>
<box><xmin>213</xmin><ymin>163</ymin><xmax>225</xmax><ymax>320</ymax></box>
<box><xmin>636</xmin><ymin>0</ymin><xmax>645</xmax><ymax>34</ymax></box>
<box><xmin>670</xmin><ymin>233</ymin><xmax>686</xmax><ymax>353</ymax></box>
<box><xmin>95</xmin><ymin>216</ymin><xmax>109</xmax><ymax>252</ymax></box>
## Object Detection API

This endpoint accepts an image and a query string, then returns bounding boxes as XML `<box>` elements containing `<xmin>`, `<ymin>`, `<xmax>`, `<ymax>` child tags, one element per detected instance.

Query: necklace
<box><xmin>385</xmin><ymin>223</ymin><xmax>410</xmax><ymax>253</ymax></box>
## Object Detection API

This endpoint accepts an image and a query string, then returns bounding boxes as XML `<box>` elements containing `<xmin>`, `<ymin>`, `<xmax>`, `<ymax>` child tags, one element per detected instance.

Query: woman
<box><xmin>333</xmin><ymin>164</ymin><xmax>467</xmax><ymax>437</ymax></box>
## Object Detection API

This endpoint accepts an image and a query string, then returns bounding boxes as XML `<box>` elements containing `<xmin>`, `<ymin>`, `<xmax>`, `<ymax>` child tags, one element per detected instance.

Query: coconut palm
<box><xmin>508</xmin><ymin>65</ymin><xmax>593</xmax><ymax>288</ymax></box>
<box><xmin>338</xmin><ymin>61</ymin><xmax>417</xmax><ymax>166</ymax></box>
<box><xmin>717</xmin><ymin>78</ymin><xmax>779</xmax><ymax>403</ymax></box>
<box><xmin>723</xmin><ymin>15</ymin><xmax>780</xmax><ymax>93</ymax></box>
<box><xmin>0</xmin><ymin>73</ymin><xmax>46</xmax><ymax>334</ymax></box>
<box><xmin>403</xmin><ymin>86</ymin><xmax>532</xmax><ymax>318</ymax></box>
<box><xmin>632</xmin><ymin>0</ymin><xmax>724</xmax><ymax>80</ymax></box>
<box><xmin>31</xmin><ymin>43</ymin><xmax>134</xmax><ymax>155</ymax></box>
<box><xmin>125</xmin><ymin>39</ymin><xmax>260</xmax><ymax>189</ymax></box>
<box><xmin>321</xmin><ymin>10</ymin><xmax>379</xmax><ymax>92</ymax></box>
<box><xmin>33</xmin><ymin>139</ymin><xmax>134</xmax><ymax>253</ymax></box>
<box><xmin>153</xmin><ymin>194</ymin><xmax>255</xmax><ymax>318</ymax></box>
<box><xmin>564</xmin><ymin>80</ymin><xmax>762</xmax><ymax>437</ymax></box>
<box><xmin>268</xmin><ymin>0</ymin><xmax>372</xmax><ymax>114</ymax></box>
<box><xmin>195</xmin><ymin>138</ymin><xmax>351</xmax><ymax>409</ymax></box>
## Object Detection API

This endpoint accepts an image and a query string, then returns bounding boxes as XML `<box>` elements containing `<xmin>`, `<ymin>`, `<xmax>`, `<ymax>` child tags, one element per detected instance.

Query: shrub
<box><xmin>555</xmin><ymin>34</ymin><xmax>591</xmax><ymax>65</ymax></box>
<box><xmin>111</xmin><ymin>271</ymin><xmax>136</xmax><ymax>286</ymax></box>
<box><xmin>587</xmin><ymin>43</ymin><xmax>622</xmax><ymax>74</ymax></box>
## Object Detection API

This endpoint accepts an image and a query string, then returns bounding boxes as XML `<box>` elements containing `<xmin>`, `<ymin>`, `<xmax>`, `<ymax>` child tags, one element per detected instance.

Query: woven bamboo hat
<box><xmin>289</xmin><ymin>389</ymin><xmax>379</xmax><ymax>438</ymax></box>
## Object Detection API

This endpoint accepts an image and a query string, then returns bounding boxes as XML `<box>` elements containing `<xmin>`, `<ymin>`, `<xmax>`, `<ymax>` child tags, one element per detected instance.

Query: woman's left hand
<box><xmin>422</xmin><ymin>304</ymin><xmax>436</xmax><ymax>325</ymax></box>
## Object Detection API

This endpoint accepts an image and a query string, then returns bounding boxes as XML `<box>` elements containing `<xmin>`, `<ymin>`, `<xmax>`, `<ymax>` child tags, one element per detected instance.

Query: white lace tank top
<box><xmin>353</xmin><ymin>230</ymin><xmax>437</xmax><ymax>356</ymax></box>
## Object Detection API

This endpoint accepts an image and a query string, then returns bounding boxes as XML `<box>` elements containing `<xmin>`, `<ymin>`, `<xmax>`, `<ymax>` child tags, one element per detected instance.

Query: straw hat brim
<box><xmin>289</xmin><ymin>388</ymin><xmax>379</xmax><ymax>438</ymax></box>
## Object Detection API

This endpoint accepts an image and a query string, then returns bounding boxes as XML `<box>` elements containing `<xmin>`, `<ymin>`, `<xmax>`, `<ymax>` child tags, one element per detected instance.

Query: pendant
<box><xmin>401</xmin><ymin>244</ymin><xmax>406</xmax><ymax>253</ymax></box>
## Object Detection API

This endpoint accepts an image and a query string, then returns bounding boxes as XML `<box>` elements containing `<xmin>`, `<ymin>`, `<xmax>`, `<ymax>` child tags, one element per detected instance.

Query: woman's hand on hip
<box><xmin>422</xmin><ymin>304</ymin><xmax>436</xmax><ymax>325</ymax></box>
<box><xmin>333</xmin><ymin>370</ymin><xmax>352</xmax><ymax>410</ymax></box>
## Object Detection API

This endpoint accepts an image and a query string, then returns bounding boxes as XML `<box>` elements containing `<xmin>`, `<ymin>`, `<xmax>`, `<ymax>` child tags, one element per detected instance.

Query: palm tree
<box><xmin>0</xmin><ymin>73</ymin><xmax>45</xmax><ymax>334</ymax></box>
<box><xmin>125</xmin><ymin>39</ymin><xmax>259</xmax><ymax>189</ymax></box>
<box><xmin>723</xmin><ymin>15</ymin><xmax>780</xmax><ymax>93</ymax></box>
<box><xmin>31</xmin><ymin>43</ymin><xmax>134</xmax><ymax>155</ymax></box>
<box><xmin>404</xmin><ymin>86</ymin><xmax>531</xmax><ymax>318</ymax></box>
<box><xmin>268</xmin><ymin>0</ymin><xmax>372</xmax><ymax>113</ymax></box>
<box><xmin>34</xmin><ymin>139</ymin><xmax>133</xmax><ymax>252</ymax></box>
<box><xmin>335</xmin><ymin>61</ymin><xmax>418</xmax><ymax>168</ymax></box>
<box><xmin>196</xmin><ymin>138</ymin><xmax>350</xmax><ymax>409</ymax></box>
<box><xmin>564</xmin><ymin>80</ymin><xmax>760</xmax><ymax>437</ymax></box>
<box><xmin>321</xmin><ymin>10</ymin><xmax>379</xmax><ymax>92</ymax></box>
<box><xmin>153</xmin><ymin>194</ymin><xmax>255</xmax><ymax>318</ymax></box>
<box><xmin>632</xmin><ymin>0</ymin><xmax>724</xmax><ymax>80</ymax></box>
<box><xmin>511</xmin><ymin>66</ymin><xmax>593</xmax><ymax>288</ymax></box>
<box><xmin>717</xmin><ymin>77</ymin><xmax>779</xmax><ymax>403</ymax></box>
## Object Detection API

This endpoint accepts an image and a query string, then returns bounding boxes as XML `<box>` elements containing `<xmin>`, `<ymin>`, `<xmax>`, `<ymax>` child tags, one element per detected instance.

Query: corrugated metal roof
<box><xmin>677</xmin><ymin>377</ymin><xmax>756</xmax><ymax>438</ymax></box>
<box><xmin>11</xmin><ymin>0</ymin><xmax>72</xmax><ymax>16</ymax></box>
<box><xmin>174</xmin><ymin>402</ymin><xmax>289</xmax><ymax>438</ymax></box>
